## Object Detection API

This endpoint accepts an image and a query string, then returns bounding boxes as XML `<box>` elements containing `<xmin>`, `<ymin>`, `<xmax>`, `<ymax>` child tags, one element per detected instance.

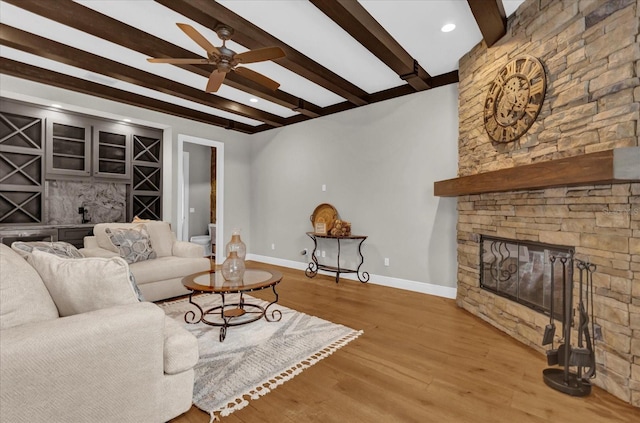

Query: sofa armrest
<box><xmin>173</xmin><ymin>240</ymin><xmax>205</xmax><ymax>258</ymax></box>
<box><xmin>83</xmin><ymin>235</ymin><xmax>99</xmax><ymax>248</ymax></box>
<box><xmin>0</xmin><ymin>302</ymin><xmax>166</xmax><ymax>423</ymax></box>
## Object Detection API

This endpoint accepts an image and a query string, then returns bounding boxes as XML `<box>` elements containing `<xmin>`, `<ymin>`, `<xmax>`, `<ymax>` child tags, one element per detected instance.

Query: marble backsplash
<box><xmin>47</xmin><ymin>180</ymin><xmax>126</xmax><ymax>224</ymax></box>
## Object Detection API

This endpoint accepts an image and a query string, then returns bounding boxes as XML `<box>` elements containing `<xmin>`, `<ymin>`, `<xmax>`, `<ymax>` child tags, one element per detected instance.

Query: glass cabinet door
<box><xmin>92</xmin><ymin>124</ymin><xmax>131</xmax><ymax>179</ymax></box>
<box><xmin>46</xmin><ymin>119</ymin><xmax>91</xmax><ymax>177</ymax></box>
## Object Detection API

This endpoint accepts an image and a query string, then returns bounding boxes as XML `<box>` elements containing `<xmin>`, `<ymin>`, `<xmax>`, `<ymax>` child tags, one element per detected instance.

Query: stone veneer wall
<box><xmin>455</xmin><ymin>0</ymin><xmax>639</xmax><ymax>406</ymax></box>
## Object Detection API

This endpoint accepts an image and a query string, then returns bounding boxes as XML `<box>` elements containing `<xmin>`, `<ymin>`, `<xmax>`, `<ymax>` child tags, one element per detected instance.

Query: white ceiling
<box><xmin>0</xmin><ymin>0</ymin><xmax>524</xmax><ymax>128</ymax></box>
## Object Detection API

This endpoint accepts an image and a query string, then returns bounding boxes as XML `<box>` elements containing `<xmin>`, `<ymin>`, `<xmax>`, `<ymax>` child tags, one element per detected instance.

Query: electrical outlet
<box><xmin>321</xmin><ymin>250</ymin><xmax>326</xmax><ymax>258</ymax></box>
<box><xmin>315</xmin><ymin>250</ymin><xmax>320</xmax><ymax>257</ymax></box>
<box><xmin>593</xmin><ymin>323</ymin><xmax>603</xmax><ymax>341</ymax></box>
<box><xmin>271</xmin><ymin>243</ymin><xmax>275</xmax><ymax>250</ymax></box>
<box><xmin>384</xmin><ymin>258</ymin><xmax>390</xmax><ymax>266</ymax></box>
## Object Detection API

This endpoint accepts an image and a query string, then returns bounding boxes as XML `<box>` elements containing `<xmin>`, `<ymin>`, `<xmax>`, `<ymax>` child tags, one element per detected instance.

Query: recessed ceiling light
<box><xmin>249</xmin><ymin>98</ymin><xmax>259</xmax><ymax>103</ymax></box>
<box><xmin>441</xmin><ymin>23</ymin><xmax>456</xmax><ymax>33</ymax></box>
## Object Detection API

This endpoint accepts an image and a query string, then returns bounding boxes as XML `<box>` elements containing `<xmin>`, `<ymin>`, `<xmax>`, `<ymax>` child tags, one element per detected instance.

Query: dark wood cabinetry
<box><xmin>0</xmin><ymin>98</ymin><xmax>162</xmax><ymax>224</ymax></box>
<box><xmin>58</xmin><ymin>226</ymin><xmax>94</xmax><ymax>248</ymax></box>
<box><xmin>0</xmin><ymin>104</ymin><xmax>45</xmax><ymax>224</ymax></box>
<box><xmin>131</xmin><ymin>128</ymin><xmax>162</xmax><ymax>220</ymax></box>
<box><xmin>93</xmin><ymin>124</ymin><xmax>131</xmax><ymax>180</ymax></box>
<box><xmin>46</xmin><ymin>118</ymin><xmax>133</xmax><ymax>181</ymax></box>
<box><xmin>46</xmin><ymin>118</ymin><xmax>91</xmax><ymax>177</ymax></box>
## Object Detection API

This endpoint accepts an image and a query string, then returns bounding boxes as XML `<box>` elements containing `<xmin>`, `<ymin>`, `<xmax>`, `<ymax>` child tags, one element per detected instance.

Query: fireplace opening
<box><xmin>480</xmin><ymin>236</ymin><xmax>573</xmax><ymax>319</ymax></box>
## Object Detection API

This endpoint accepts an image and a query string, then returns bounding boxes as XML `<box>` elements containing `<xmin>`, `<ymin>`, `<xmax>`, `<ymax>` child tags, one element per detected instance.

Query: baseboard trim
<box><xmin>246</xmin><ymin>254</ymin><xmax>457</xmax><ymax>300</ymax></box>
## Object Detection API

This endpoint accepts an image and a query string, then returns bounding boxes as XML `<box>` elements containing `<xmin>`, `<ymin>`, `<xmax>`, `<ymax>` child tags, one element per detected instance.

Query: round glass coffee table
<box><xmin>181</xmin><ymin>267</ymin><xmax>283</xmax><ymax>341</ymax></box>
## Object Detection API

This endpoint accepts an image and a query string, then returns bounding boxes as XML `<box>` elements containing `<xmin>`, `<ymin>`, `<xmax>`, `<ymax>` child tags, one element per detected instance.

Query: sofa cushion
<box><xmin>129</xmin><ymin>256</ymin><xmax>210</xmax><ymax>285</ymax></box>
<box><xmin>0</xmin><ymin>244</ymin><xmax>59</xmax><ymax>330</ymax></box>
<box><xmin>163</xmin><ymin>316</ymin><xmax>199</xmax><ymax>375</ymax></box>
<box><xmin>106</xmin><ymin>225</ymin><xmax>157</xmax><ymax>264</ymax></box>
<box><xmin>29</xmin><ymin>249</ymin><xmax>139</xmax><ymax>317</ymax></box>
<box><xmin>11</xmin><ymin>241</ymin><xmax>84</xmax><ymax>260</ymax></box>
<box><xmin>142</xmin><ymin>221</ymin><xmax>175</xmax><ymax>258</ymax></box>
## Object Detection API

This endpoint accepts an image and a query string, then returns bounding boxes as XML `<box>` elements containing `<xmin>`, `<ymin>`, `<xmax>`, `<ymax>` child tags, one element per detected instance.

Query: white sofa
<box><xmin>0</xmin><ymin>243</ymin><xmax>199</xmax><ymax>422</ymax></box>
<box><xmin>81</xmin><ymin>221</ymin><xmax>211</xmax><ymax>302</ymax></box>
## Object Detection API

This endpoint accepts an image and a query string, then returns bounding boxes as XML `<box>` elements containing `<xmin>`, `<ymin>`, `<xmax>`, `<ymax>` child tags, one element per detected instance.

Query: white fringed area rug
<box><xmin>160</xmin><ymin>294</ymin><xmax>363</xmax><ymax>422</ymax></box>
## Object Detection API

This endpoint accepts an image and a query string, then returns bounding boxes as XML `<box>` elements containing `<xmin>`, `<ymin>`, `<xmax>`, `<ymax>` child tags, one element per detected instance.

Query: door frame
<box><xmin>177</xmin><ymin>134</ymin><xmax>224</xmax><ymax>264</ymax></box>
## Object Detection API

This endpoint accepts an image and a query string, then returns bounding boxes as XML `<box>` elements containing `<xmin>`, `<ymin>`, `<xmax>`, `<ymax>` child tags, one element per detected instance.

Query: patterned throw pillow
<box><xmin>105</xmin><ymin>225</ymin><xmax>157</xmax><ymax>264</ymax></box>
<box><xmin>11</xmin><ymin>241</ymin><xmax>84</xmax><ymax>259</ymax></box>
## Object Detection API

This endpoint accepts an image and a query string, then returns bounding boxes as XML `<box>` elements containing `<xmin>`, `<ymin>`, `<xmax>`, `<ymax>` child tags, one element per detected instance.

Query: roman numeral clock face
<box><xmin>483</xmin><ymin>56</ymin><xmax>546</xmax><ymax>143</ymax></box>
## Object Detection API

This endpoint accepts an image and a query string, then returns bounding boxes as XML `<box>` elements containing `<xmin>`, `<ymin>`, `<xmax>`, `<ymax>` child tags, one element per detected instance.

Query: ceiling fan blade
<box><xmin>206</xmin><ymin>70</ymin><xmax>226</xmax><ymax>92</ymax></box>
<box><xmin>176</xmin><ymin>23</ymin><xmax>221</xmax><ymax>56</ymax></box>
<box><xmin>234</xmin><ymin>67</ymin><xmax>280</xmax><ymax>91</ymax></box>
<box><xmin>234</xmin><ymin>47</ymin><xmax>285</xmax><ymax>64</ymax></box>
<box><xmin>147</xmin><ymin>58</ymin><xmax>210</xmax><ymax>64</ymax></box>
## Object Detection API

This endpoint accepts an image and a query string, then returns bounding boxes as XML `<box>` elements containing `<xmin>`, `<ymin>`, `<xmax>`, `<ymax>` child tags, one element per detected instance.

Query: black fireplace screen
<box><xmin>480</xmin><ymin>236</ymin><xmax>573</xmax><ymax>319</ymax></box>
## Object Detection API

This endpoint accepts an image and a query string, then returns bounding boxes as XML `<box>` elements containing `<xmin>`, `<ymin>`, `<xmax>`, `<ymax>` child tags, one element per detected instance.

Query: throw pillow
<box><xmin>106</xmin><ymin>225</ymin><xmax>157</xmax><ymax>264</ymax></box>
<box><xmin>12</xmin><ymin>240</ymin><xmax>144</xmax><ymax>302</ymax></box>
<box><xmin>132</xmin><ymin>215</ymin><xmax>152</xmax><ymax>223</ymax></box>
<box><xmin>11</xmin><ymin>241</ymin><xmax>84</xmax><ymax>260</ymax></box>
<box><xmin>128</xmin><ymin>271</ymin><xmax>145</xmax><ymax>302</ymax></box>
<box><xmin>28</xmin><ymin>249</ymin><xmax>139</xmax><ymax>317</ymax></box>
<box><xmin>0</xmin><ymin>244</ymin><xmax>59</xmax><ymax>330</ymax></box>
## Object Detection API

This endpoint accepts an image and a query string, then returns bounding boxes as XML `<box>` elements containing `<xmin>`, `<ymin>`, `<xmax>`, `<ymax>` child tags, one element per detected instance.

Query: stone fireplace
<box><xmin>437</xmin><ymin>0</ymin><xmax>639</xmax><ymax>407</ymax></box>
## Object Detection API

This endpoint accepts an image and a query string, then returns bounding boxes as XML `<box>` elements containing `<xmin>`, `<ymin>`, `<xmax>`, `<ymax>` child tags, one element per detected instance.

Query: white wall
<box><xmin>183</xmin><ymin>142</ymin><xmax>211</xmax><ymax>239</ymax></box>
<box><xmin>249</xmin><ymin>84</ymin><xmax>459</xmax><ymax>294</ymax></box>
<box><xmin>1</xmin><ymin>75</ymin><xmax>459</xmax><ymax>297</ymax></box>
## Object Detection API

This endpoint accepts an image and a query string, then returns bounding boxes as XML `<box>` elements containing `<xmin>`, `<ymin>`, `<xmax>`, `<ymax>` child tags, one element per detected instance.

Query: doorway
<box><xmin>177</xmin><ymin>134</ymin><xmax>224</xmax><ymax>264</ymax></box>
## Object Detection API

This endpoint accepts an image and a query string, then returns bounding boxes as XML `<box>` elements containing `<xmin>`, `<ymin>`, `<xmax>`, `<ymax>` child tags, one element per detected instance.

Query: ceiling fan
<box><xmin>148</xmin><ymin>23</ymin><xmax>285</xmax><ymax>93</ymax></box>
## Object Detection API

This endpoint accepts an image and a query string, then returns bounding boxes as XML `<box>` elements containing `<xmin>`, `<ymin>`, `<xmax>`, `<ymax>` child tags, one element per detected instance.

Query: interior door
<box><xmin>181</xmin><ymin>151</ymin><xmax>189</xmax><ymax>241</ymax></box>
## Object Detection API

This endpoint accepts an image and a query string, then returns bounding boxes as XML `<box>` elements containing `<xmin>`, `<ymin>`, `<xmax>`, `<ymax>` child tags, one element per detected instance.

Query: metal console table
<box><xmin>305</xmin><ymin>232</ymin><xmax>369</xmax><ymax>283</ymax></box>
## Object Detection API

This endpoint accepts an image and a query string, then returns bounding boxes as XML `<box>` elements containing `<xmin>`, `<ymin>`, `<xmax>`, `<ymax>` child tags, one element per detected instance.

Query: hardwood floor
<box><xmin>168</xmin><ymin>263</ymin><xmax>639</xmax><ymax>423</ymax></box>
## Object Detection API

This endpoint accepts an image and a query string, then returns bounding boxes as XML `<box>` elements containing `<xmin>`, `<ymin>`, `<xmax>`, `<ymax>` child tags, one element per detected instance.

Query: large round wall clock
<box><xmin>483</xmin><ymin>55</ymin><xmax>546</xmax><ymax>143</ymax></box>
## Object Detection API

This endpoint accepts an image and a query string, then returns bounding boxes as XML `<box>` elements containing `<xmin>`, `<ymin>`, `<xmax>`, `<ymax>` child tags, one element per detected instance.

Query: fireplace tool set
<box><xmin>542</xmin><ymin>257</ymin><xmax>597</xmax><ymax>396</ymax></box>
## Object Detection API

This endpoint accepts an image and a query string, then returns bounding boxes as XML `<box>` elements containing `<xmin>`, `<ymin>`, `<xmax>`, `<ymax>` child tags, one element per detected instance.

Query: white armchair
<box><xmin>0</xmin><ymin>244</ymin><xmax>198</xmax><ymax>422</ymax></box>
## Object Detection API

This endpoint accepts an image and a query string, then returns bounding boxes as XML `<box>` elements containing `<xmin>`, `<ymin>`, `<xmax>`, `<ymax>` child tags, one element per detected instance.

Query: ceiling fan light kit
<box><xmin>148</xmin><ymin>23</ymin><xmax>285</xmax><ymax>93</ymax></box>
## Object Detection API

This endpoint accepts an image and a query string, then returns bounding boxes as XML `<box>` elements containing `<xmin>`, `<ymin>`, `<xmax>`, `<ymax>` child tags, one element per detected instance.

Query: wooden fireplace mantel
<box><xmin>434</xmin><ymin>147</ymin><xmax>640</xmax><ymax>197</ymax></box>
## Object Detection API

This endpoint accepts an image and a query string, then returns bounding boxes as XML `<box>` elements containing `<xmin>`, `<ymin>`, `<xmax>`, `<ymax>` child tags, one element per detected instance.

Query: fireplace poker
<box><xmin>544</xmin><ymin>256</ymin><xmax>558</xmax><ymax>365</ymax></box>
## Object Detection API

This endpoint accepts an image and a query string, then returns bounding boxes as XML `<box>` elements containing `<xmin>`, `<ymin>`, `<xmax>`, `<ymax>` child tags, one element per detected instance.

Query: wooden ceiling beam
<box><xmin>155</xmin><ymin>0</ymin><xmax>370</xmax><ymax>106</ymax></box>
<box><xmin>2</xmin><ymin>0</ymin><xmax>463</xmax><ymax>133</ymax></box>
<box><xmin>0</xmin><ymin>24</ymin><xmax>285</xmax><ymax>127</ymax></box>
<box><xmin>467</xmin><ymin>0</ymin><xmax>507</xmax><ymax>48</ymax></box>
<box><xmin>2</xmin><ymin>0</ymin><xmax>321</xmax><ymax>118</ymax></box>
<box><xmin>310</xmin><ymin>0</ymin><xmax>431</xmax><ymax>91</ymax></box>
<box><xmin>0</xmin><ymin>58</ymin><xmax>257</xmax><ymax>134</ymax></box>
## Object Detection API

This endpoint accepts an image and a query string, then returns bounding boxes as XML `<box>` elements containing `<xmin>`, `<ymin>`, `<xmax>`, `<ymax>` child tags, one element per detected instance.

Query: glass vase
<box><xmin>225</xmin><ymin>228</ymin><xmax>246</xmax><ymax>260</ymax></box>
<box><xmin>221</xmin><ymin>251</ymin><xmax>245</xmax><ymax>282</ymax></box>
